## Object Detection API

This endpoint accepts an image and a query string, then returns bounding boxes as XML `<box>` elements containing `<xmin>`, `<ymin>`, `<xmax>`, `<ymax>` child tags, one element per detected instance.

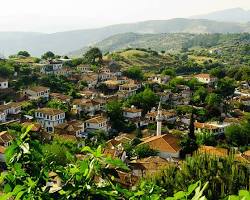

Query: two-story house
<box><xmin>123</xmin><ymin>106</ymin><xmax>142</xmax><ymax>119</ymax></box>
<box><xmin>85</xmin><ymin>116</ymin><xmax>108</xmax><ymax>132</ymax></box>
<box><xmin>72</xmin><ymin>99</ymin><xmax>101</xmax><ymax>115</ymax></box>
<box><xmin>24</xmin><ymin>86</ymin><xmax>50</xmax><ymax>100</ymax></box>
<box><xmin>195</xmin><ymin>74</ymin><xmax>217</xmax><ymax>85</ymax></box>
<box><xmin>35</xmin><ymin>108</ymin><xmax>65</xmax><ymax>133</ymax></box>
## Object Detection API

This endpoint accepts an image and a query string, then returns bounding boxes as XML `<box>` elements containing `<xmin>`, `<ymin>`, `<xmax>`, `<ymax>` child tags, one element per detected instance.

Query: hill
<box><xmin>191</xmin><ymin>8</ymin><xmax>250</xmax><ymax>23</ymax></box>
<box><xmin>0</xmin><ymin>18</ymin><xmax>250</xmax><ymax>56</ymax></box>
<box><xmin>69</xmin><ymin>33</ymin><xmax>195</xmax><ymax>56</ymax></box>
<box><xmin>69</xmin><ymin>33</ymin><xmax>250</xmax><ymax>57</ymax></box>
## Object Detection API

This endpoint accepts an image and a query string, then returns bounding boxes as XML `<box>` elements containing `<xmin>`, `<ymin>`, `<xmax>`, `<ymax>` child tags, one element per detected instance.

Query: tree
<box><xmin>205</xmin><ymin>93</ymin><xmax>221</xmax><ymax>108</ymax></box>
<box><xmin>225</xmin><ymin>124</ymin><xmax>249</xmax><ymax>147</ymax></box>
<box><xmin>123</xmin><ymin>66</ymin><xmax>144</xmax><ymax>81</ymax></box>
<box><xmin>135</xmin><ymin>144</ymin><xmax>158</xmax><ymax>158</ymax></box>
<box><xmin>47</xmin><ymin>99</ymin><xmax>69</xmax><ymax>112</ymax></box>
<box><xmin>192</xmin><ymin>86</ymin><xmax>208</xmax><ymax>105</ymax></box>
<box><xmin>126</xmin><ymin>88</ymin><xmax>159</xmax><ymax>114</ymax></box>
<box><xmin>135</xmin><ymin>127</ymin><xmax>142</xmax><ymax>138</ymax></box>
<box><xmin>17</xmin><ymin>51</ymin><xmax>30</xmax><ymax>57</ymax></box>
<box><xmin>216</xmin><ymin>77</ymin><xmax>236</xmax><ymax>97</ymax></box>
<box><xmin>106</xmin><ymin>100</ymin><xmax>125</xmax><ymax>132</ymax></box>
<box><xmin>83</xmin><ymin>47</ymin><xmax>102</xmax><ymax>65</ymax></box>
<box><xmin>41</xmin><ymin>51</ymin><xmax>55</xmax><ymax>60</ymax></box>
<box><xmin>161</xmin><ymin>68</ymin><xmax>176</xmax><ymax>77</ymax></box>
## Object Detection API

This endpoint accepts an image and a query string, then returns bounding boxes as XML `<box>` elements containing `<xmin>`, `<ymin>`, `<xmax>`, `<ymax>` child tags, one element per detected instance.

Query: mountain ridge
<box><xmin>0</xmin><ymin>17</ymin><xmax>250</xmax><ymax>56</ymax></box>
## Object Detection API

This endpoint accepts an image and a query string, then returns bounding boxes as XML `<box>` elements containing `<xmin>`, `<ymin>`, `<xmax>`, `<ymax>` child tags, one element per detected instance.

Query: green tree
<box><xmin>106</xmin><ymin>100</ymin><xmax>125</xmax><ymax>132</ymax></box>
<box><xmin>162</xmin><ymin>68</ymin><xmax>176</xmax><ymax>77</ymax></box>
<box><xmin>83</xmin><ymin>47</ymin><xmax>102</xmax><ymax>65</ymax></box>
<box><xmin>41</xmin><ymin>51</ymin><xmax>55</xmax><ymax>60</ymax></box>
<box><xmin>135</xmin><ymin>144</ymin><xmax>158</xmax><ymax>158</ymax></box>
<box><xmin>216</xmin><ymin>77</ymin><xmax>236</xmax><ymax>97</ymax></box>
<box><xmin>123</xmin><ymin>66</ymin><xmax>144</xmax><ymax>81</ymax></box>
<box><xmin>47</xmin><ymin>99</ymin><xmax>69</xmax><ymax>112</ymax></box>
<box><xmin>17</xmin><ymin>51</ymin><xmax>30</xmax><ymax>57</ymax></box>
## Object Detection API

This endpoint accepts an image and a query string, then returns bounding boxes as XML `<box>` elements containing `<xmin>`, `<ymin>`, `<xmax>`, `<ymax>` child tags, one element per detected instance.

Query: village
<box><xmin>0</xmin><ymin>48</ymin><xmax>249</xmax><ymax>191</ymax></box>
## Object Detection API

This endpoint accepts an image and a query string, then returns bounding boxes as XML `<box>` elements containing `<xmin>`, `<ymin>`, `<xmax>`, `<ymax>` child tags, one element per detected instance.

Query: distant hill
<box><xmin>68</xmin><ymin>32</ymin><xmax>250</xmax><ymax>57</ymax></box>
<box><xmin>68</xmin><ymin>33</ymin><xmax>195</xmax><ymax>56</ymax></box>
<box><xmin>191</xmin><ymin>8</ymin><xmax>250</xmax><ymax>23</ymax></box>
<box><xmin>0</xmin><ymin>18</ymin><xmax>250</xmax><ymax>57</ymax></box>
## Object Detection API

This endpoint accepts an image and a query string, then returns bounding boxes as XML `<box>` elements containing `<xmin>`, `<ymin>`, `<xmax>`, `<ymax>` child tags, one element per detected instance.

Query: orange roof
<box><xmin>140</xmin><ymin>134</ymin><xmax>181</xmax><ymax>153</ymax></box>
<box><xmin>85</xmin><ymin>116</ymin><xmax>107</xmax><ymax>124</ymax></box>
<box><xmin>123</xmin><ymin>107</ymin><xmax>142</xmax><ymax>113</ymax></box>
<box><xmin>29</xmin><ymin>86</ymin><xmax>49</xmax><ymax>92</ymax></box>
<box><xmin>130</xmin><ymin>156</ymin><xmax>171</xmax><ymax>170</ymax></box>
<box><xmin>198</xmin><ymin>145</ymin><xmax>228</xmax><ymax>157</ymax></box>
<box><xmin>194</xmin><ymin>122</ymin><xmax>218</xmax><ymax>130</ymax></box>
<box><xmin>195</xmin><ymin>73</ymin><xmax>214</xmax><ymax>79</ymax></box>
<box><xmin>36</xmin><ymin>108</ymin><xmax>64</xmax><ymax>115</ymax></box>
<box><xmin>0</xmin><ymin>145</ymin><xmax>6</xmax><ymax>154</ymax></box>
<box><xmin>243</xmin><ymin>150</ymin><xmax>250</xmax><ymax>157</ymax></box>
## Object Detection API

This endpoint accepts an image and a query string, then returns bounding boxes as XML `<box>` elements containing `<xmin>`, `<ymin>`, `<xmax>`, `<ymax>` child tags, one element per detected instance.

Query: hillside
<box><xmin>191</xmin><ymin>8</ymin><xmax>250</xmax><ymax>23</ymax></box>
<box><xmin>0</xmin><ymin>18</ymin><xmax>250</xmax><ymax>56</ymax></box>
<box><xmin>69</xmin><ymin>33</ymin><xmax>250</xmax><ymax>57</ymax></box>
<box><xmin>69</xmin><ymin>33</ymin><xmax>195</xmax><ymax>56</ymax></box>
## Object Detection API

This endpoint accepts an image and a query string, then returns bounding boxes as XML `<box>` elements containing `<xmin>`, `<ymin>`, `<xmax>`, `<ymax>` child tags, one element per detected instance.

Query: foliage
<box><xmin>47</xmin><ymin>99</ymin><xmax>69</xmax><ymax>112</ymax></box>
<box><xmin>224</xmin><ymin>123</ymin><xmax>250</xmax><ymax>147</ymax></box>
<box><xmin>41</xmin><ymin>51</ymin><xmax>55</xmax><ymax>60</ymax></box>
<box><xmin>125</xmin><ymin>88</ymin><xmax>159</xmax><ymax>114</ymax></box>
<box><xmin>83</xmin><ymin>47</ymin><xmax>102</xmax><ymax>66</ymax></box>
<box><xmin>106</xmin><ymin>100</ymin><xmax>126</xmax><ymax>132</ymax></box>
<box><xmin>153</xmin><ymin>153</ymin><xmax>249</xmax><ymax>200</ymax></box>
<box><xmin>17</xmin><ymin>51</ymin><xmax>30</xmax><ymax>57</ymax></box>
<box><xmin>123</xmin><ymin>66</ymin><xmax>144</xmax><ymax>81</ymax></box>
<box><xmin>135</xmin><ymin>144</ymin><xmax>158</xmax><ymax>159</ymax></box>
<box><xmin>216</xmin><ymin>77</ymin><xmax>236</xmax><ymax>98</ymax></box>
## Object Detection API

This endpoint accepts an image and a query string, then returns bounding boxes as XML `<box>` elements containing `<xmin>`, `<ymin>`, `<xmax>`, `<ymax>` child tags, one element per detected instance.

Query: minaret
<box><xmin>156</xmin><ymin>100</ymin><xmax>163</xmax><ymax>136</ymax></box>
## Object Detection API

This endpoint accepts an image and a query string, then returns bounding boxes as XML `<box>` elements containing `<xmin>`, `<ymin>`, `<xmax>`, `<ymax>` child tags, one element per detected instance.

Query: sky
<box><xmin>0</xmin><ymin>0</ymin><xmax>250</xmax><ymax>33</ymax></box>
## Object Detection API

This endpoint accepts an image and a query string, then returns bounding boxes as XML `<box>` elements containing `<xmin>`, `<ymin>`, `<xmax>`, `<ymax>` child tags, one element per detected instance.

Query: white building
<box><xmin>123</xmin><ymin>106</ymin><xmax>142</xmax><ymax>119</ymax></box>
<box><xmin>0</xmin><ymin>78</ymin><xmax>8</xmax><ymax>89</ymax></box>
<box><xmin>25</xmin><ymin>86</ymin><xmax>50</xmax><ymax>100</ymax></box>
<box><xmin>85</xmin><ymin>116</ymin><xmax>108</xmax><ymax>132</ymax></box>
<box><xmin>0</xmin><ymin>102</ymin><xmax>22</xmax><ymax>116</ymax></box>
<box><xmin>40</xmin><ymin>60</ymin><xmax>63</xmax><ymax>74</ymax></box>
<box><xmin>0</xmin><ymin>112</ymin><xmax>6</xmax><ymax>123</ymax></box>
<box><xmin>72</xmin><ymin>99</ymin><xmax>101</xmax><ymax>116</ymax></box>
<box><xmin>35</xmin><ymin>108</ymin><xmax>65</xmax><ymax>133</ymax></box>
<box><xmin>195</xmin><ymin>74</ymin><xmax>217</xmax><ymax>84</ymax></box>
<box><xmin>194</xmin><ymin>121</ymin><xmax>231</xmax><ymax>135</ymax></box>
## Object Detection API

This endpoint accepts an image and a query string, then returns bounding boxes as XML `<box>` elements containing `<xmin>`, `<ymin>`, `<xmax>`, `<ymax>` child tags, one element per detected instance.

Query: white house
<box><xmin>0</xmin><ymin>102</ymin><xmax>22</xmax><ymax>116</ymax></box>
<box><xmin>123</xmin><ymin>106</ymin><xmax>142</xmax><ymax>119</ymax></box>
<box><xmin>85</xmin><ymin>116</ymin><xmax>108</xmax><ymax>132</ymax></box>
<box><xmin>35</xmin><ymin>108</ymin><xmax>65</xmax><ymax>133</ymax></box>
<box><xmin>194</xmin><ymin>121</ymin><xmax>231</xmax><ymax>135</ymax></box>
<box><xmin>40</xmin><ymin>60</ymin><xmax>63</xmax><ymax>74</ymax></box>
<box><xmin>195</xmin><ymin>74</ymin><xmax>217</xmax><ymax>84</ymax></box>
<box><xmin>25</xmin><ymin>86</ymin><xmax>50</xmax><ymax>100</ymax></box>
<box><xmin>0</xmin><ymin>78</ymin><xmax>8</xmax><ymax>89</ymax></box>
<box><xmin>150</xmin><ymin>75</ymin><xmax>170</xmax><ymax>84</ymax></box>
<box><xmin>0</xmin><ymin>131</ymin><xmax>13</xmax><ymax>162</ymax></box>
<box><xmin>0</xmin><ymin>112</ymin><xmax>6</xmax><ymax>123</ymax></box>
<box><xmin>72</xmin><ymin>99</ymin><xmax>101</xmax><ymax>116</ymax></box>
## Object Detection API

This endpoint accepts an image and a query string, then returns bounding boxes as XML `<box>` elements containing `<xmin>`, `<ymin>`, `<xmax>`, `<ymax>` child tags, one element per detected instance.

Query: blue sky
<box><xmin>0</xmin><ymin>0</ymin><xmax>249</xmax><ymax>32</ymax></box>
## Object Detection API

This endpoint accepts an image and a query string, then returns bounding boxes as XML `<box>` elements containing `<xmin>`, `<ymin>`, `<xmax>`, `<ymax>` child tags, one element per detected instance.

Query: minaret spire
<box><xmin>156</xmin><ymin>99</ymin><xmax>163</xmax><ymax>136</ymax></box>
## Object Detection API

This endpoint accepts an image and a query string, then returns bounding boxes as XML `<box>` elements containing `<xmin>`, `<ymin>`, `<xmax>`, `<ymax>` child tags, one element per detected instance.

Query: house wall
<box><xmin>158</xmin><ymin>151</ymin><xmax>180</xmax><ymax>159</ymax></box>
<box><xmin>0</xmin><ymin>81</ymin><xmax>8</xmax><ymax>89</ymax></box>
<box><xmin>123</xmin><ymin>111</ymin><xmax>141</xmax><ymax>118</ymax></box>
